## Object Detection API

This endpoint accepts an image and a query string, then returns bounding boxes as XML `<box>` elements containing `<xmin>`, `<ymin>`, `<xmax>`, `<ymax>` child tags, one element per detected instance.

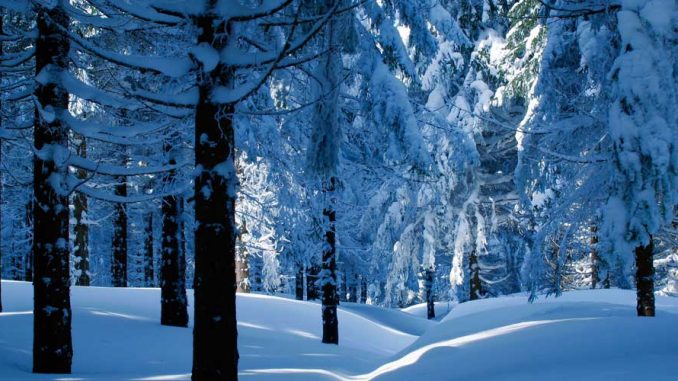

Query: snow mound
<box><xmin>0</xmin><ymin>280</ymin><xmax>416</xmax><ymax>381</ymax></box>
<box><xmin>1</xmin><ymin>282</ymin><xmax>676</xmax><ymax>381</ymax></box>
<box><xmin>366</xmin><ymin>289</ymin><xmax>678</xmax><ymax>381</ymax></box>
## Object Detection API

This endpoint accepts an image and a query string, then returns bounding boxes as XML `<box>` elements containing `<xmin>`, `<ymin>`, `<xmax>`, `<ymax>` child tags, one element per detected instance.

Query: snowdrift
<box><xmin>1</xmin><ymin>281</ymin><xmax>677</xmax><ymax>380</ymax></box>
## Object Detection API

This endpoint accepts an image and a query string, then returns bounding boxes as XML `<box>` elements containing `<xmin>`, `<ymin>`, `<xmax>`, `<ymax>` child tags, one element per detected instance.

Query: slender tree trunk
<box><xmin>32</xmin><ymin>3</ymin><xmax>72</xmax><ymax>373</ymax></box>
<box><xmin>25</xmin><ymin>198</ymin><xmax>33</xmax><ymax>282</ymax></box>
<box><xmin>360</xmin><ymin>276</ymin><xmax>367</xmax><ymax>304</ymax></box>
<box><xmin>73</xmin><ymin>135</ymin><xmax>89</xmax><ymax>286</ymax></box>
<box><xmin>111</xmin><ymin>174</ymin><xmax>127</xmax><ymax>287</ymax></box>
<box><xmin>236</xmin><ymin>219</ymin><xmax>250</xmax><ymax>293</ymax></box>
<box><xmin>161</xmin><ymin>142</ymin><xmax>188</xmax><ymax>327</ymax></box>
<box><xmin>144</xmin><ymin>211</ymin><xmax>154</xmax><ymax>287</ymax></box>
<box><xmin>321</xmin><ymin>177</ymin><xmax>338</xmax><ymax>344</ymax></box>
<box><xmin>338</xmin><ymin>271</ymin><xmax>347</xmax><ymax>303</ymax></box>
<box><xmin>295</xmin><ymin>266</ymin><xmax>304</xmax><ymax>300</ymax></box>
<box><xmin>348</xmin><ymin>274</ymin><xmax>357</xmax><ymax>303</ymax></box>
<box><xmin>0</xmin><ymin>12</ymin><xmax>3</xmax><ymax>313</ymax></box>
<box><xmin>192</xmin><ymin>9</ymin><xmax>239</xmax><ymax>379</ymax></box>
<box><xmin>424</xmin><ymin>267</ymin><xmax>435</xmax><ymax>319</ymax></box>
<box><xmin>635</xmin><ymin>237</ymin><xmax>655</xmax><ymax>317</ymax></box>
<box><xmin>469</xmin><ymin>248</ymin><xmax>482</xmax><ymax>301</ymax></box>
<box><xmin>591</xmin><ymin>224</ymin><xmax>599</xmax><ymax>289</ymax></box>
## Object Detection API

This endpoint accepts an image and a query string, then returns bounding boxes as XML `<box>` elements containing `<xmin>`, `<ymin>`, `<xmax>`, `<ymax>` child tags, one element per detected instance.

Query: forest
<box><xmin>0</xmin><ymin>0</ymin><xmax>676</xmax><ymax>380</ymax></box>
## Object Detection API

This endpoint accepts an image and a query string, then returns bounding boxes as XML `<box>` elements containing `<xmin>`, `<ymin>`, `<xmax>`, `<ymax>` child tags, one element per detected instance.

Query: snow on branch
<box><xmin>220</xmin><ymin>0</ymin><xmax>293</xmax><ymax>21</ymax></box>
<box><xmin>68</xmin><ymin>153</ymin><xmax>188</xmax><ymax>177</ymax></box>
<box><xmin>66</xmin><ymin>28</ymin><xmax>193</xmax><ymax>77</ymax></box>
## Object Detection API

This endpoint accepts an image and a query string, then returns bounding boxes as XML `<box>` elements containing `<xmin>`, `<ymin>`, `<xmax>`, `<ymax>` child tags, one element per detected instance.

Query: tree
<box><xmin>32</xmin><ymin>1</ymin><xmax>73</xmax><ymax>373</ymax></box>
<box><xmin>143</xmin><ymin>204</ymin><xmax>155</xmax><ymax>287</ymax></box>
<box><xmin>160</xmin><ymin>139</ymin><xmax>188</xmax><ymax>327</ymax></box>
<box><xmin>111</xmin><ymin>172</ymin><xmax>128</xmax><ymax>287</ymax></box>
<box><xmin>602</xmin><ymin>0</ymin><xmax>678</xmax><ymax>317</ymax></box>
<box><xmin>305</xmin><ymin>0</ymin><xmax>347</xmax><ymax>345</ymax></box>
<box><xmin>73</xmin><ymin>134</ymin><xmax>89</xmax><ymax>286</ymax></box>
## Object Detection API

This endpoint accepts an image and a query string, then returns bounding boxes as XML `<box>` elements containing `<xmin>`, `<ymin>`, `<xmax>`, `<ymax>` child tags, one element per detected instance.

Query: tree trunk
<box><xmin>295</xmin><ymin>266</ymin><xmax>304</xmax><ymax>300</ymax></box>
<box><xmin>25</xmin><ymin>198</ymin><xmax>33</xmax><ymax>282</ymax></box>
<box><xmin>111</xmin><ymin>175</ymin><xmax>127</xmax><ymax>287</ymax></box>
<box><xmin>424</xmin><ymin>267</ymin><xmax>435</xmax><ymax>319</ymax></box>
<box><xmin>73</xmin><ymin>135</ymin><xmax>89</xmax><ymax>286</ymax></box>
<box><xmin>348</xmin><ymin>275</ymin><xmax>357</xmax><ymax>303</ymax></box>
<box><xmin>321</xmin><ymin>177</ymin><xmax>338</xmax><ymax>344</ymax></box>
<box><xmin>469</xmin><ymin>248</ymin><xmax>482</xmax><ymax>301</ymax></box>
<box><xmin>307</xmin><ymin>265</ymin><xmax>320</xmax><ymax>300</ymax></box>
<box><xmin>590</xmin><ymin>224</ymin><xmax>599</xmax><ymax>289</ymax></box>
<box><xmin>0</xmin><ymin>12</ymin><xmax>3</xmax><ymax>313</ymax></box>
<box><xmin>359</xmin><ymin>276</ymin><xmax>367</xmax><ymax>304</ymax></box>
<box><xmin>144</xmin><ymin>211</ymin><xmax>154</xmax><ymax>287</ymax></box>
<box><xmin>192</xmin><ymin>10</ymin><xmax>239</xmax><ymax>380</ymax></box>
<box><xmin>338</xmin><ymin>271</ymin><xmax>347</xmax><ymax>304</ymax></box>
<box><xmin>236</xmin><ymin>219</ymin><xmax>250</xmax><ymax>293</ymax></box>
<box><xmin>161</xmin><ymin>142</ymin><xmax>188</xmax><ymax>327</ymax></box>
<box><xmin>33</xmin><ymin>3</ymin><xmax>72</xmax><ymax>373</ymax></box>
<box><xmin>635</xmin><ymin>237</ymin><xmax>655</xmax><ymax>317</ymax></box>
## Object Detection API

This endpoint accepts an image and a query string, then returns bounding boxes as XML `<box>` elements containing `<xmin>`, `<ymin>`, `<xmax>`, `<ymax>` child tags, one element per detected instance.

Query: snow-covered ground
<box><xmin>1</xmin><ymin>280</ymin><xmax>677</xmax><ymax>380</ymax></box>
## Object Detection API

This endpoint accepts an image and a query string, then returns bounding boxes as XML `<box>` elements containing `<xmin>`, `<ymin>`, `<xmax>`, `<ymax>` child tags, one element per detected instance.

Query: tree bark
<box><xmin>469</xmin><ymin>248</ymin><xmax>482</xmax><ymax>301</ymax></box>
<box><xmin>236</xmin><ymin>219</ymin><xmax>250</xmax><ymax>293</ymax></box>
<box><xmin>192</xmin><ymin>9</ymin><xmax>239</xmax><ymax>380</ymax></box>
<box><xmin>590</xmin><ymin>224</ymin><xmax>599</xmax><ymax>289</ymax></box>
<box><xmin>25</xmin><ymin>198</ymin><xmax>33</xmax><ymax>282</ymax></box>
<box><xmin>0</xmin><ymin>13</ymin><xmax>3</xmax><ymax>313</ymax></box>
<box><xmin>295</xmin><ymin>266</ymin><xmax>304</xmax><ymax>300</ymax></box>
<box><xmin>111</xmin><ymin>174</ymin><xmax>127</xmax><ymax>287</ymax></box>
<box><xmin>321</xmin><ymin>177</ymin><xmax>338</xmax><ymax>344</ymax></box>
<box><xmin>144</xmin><ymin>211</ymin><xmax>154</xmax><ymax>287</ymax></box>
<box><xmin>424</xmin><ymin>267</ymin><xmax>435</xmax><ymax>319</ymax></box>
<box><xmin>32</xmin><ymin>2</ymin><xmax>72</xmax><ymax>373</ymax></box>
<box><xmin>348</xmin><ymin>274</ymin><xmax>357</xmax><ymax>303</ymax></box>
<box><xmin>307</xmin><ymin>265</ymin><xmax>320</xmax><ymax>300</ymax></box>
<box><xmin>635</xmin><ymin>237</ymin><xmax>655</xmax><ymax>317</ymax></box>
<box><xmin>73</xmin><ymin>135</ymin><xmax>89</xmax><ymax>286</ymax></box>
<box><xmin>359</xmin><ymin>275</ymin><xmax>367</xmax><ymax>304</ymax></box>
<box><xmin>161</xmin><ymin>142</ymin><xmax>188</xmax><ymax>327</ymax></box>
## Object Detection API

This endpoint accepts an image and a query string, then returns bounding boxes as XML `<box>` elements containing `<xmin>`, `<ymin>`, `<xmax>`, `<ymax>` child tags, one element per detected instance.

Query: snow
<box><xmin>2</xmin><ymin>281</ymin><xmax>678</xmax><ymax>380</ymax></box>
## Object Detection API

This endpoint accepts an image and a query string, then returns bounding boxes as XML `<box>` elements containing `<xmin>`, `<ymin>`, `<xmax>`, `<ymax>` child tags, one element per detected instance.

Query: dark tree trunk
<box><xmin>144</xmin><ymin>211</ymin><xmax>154</xmax><ymax>287</ymax></box>
<box><xmin>73</xmin><ymin>135</ymin><xmax>89</xmax><ymax>286</ymax></box>
<box><xmin>295</xmin><ymin>266</ymin><xmax>304</xmax><ymax>300</ymax></box>
<box><xmin>192</xmin><ymin>10</ymin><xmax>239</xmax><ymax>380</ymax></box>
<box><xmin>359</xmin><ymin>276</ymin><xmax>367</xmax><ymax>304</ymax></box>
<box><xmin>25</xmin><ymin>198</ymin><xmax>33</xmax><ymax>282</ymax></box>
<box><xmin>590</xmin><ymin>224</ymin><xmax>599</xmax><ymax>289</ymax></box>
<box><xmin>635</xmin><ymin>237</ymin><xmax>655</xmax><ymax>317</ymax></box>
<box><xmin>161</xmin><ymin>142</ymin><xmax>188</xmax><ymax>327</ymax></box>
<box><xmin>469</xmin><ymin>248</ymin><xmax>482</xmax><ymax>301</ymax></box>
<box><xmin>0</xmin><ymin>13</ymin><xmax>3</xmax><ymax>313</ymax></box>
<box><xmin>424</xmin><ymin>267</ymin><xmax>435</xmax><ymax>320</ymax></box>
<box><xmin>348</xmin><ymin>274</ymin><xmax>357</xmax><ymax>303</ymax></box>
<box><xmin>32</xmin><ymin>3</ymin><xmax>72</xmax><ymax>373</ymax></box>
<box><xmin>236</xmin><ymin>219</ymin><xmax>250</xmax><ymax>293</ymax></box>
<box><xmin>338</xmin><ymin>271</ymin><xmax>347</xmax><ymax>304</ymax></box>
<box><xmin>111</xmin><ymin>175</ymin><xmax>127</xmax><ymax>287</ymax></box>
<box><xmin>321</xmin><ymin>177</ymin><xmax>338</xmax><ymax>344</ymax></box>
<box><xmin>307</xmin><ymin>265</ymin><xmax>320</xmax><ymax>300</ymax></box>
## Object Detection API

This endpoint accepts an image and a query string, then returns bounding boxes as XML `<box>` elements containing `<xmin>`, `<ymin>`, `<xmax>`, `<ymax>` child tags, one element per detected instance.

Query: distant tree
<box><xmin>160</xmin><ymin>139</ymin><xmax>188</xmax><ymax>327</ymax></box>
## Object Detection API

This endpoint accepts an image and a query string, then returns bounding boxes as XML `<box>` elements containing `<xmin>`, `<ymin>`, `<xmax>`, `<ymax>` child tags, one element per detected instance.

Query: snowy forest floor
<box><xmin>1</xmin><ymin>281</ymin><xmax>677</xmax><ymax>380</ymax></box>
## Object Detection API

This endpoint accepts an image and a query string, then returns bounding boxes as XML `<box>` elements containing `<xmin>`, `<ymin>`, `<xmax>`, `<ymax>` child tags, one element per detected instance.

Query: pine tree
<box><xmin>160</xmin><ymin>139</ymin><xmax>188</xmax><ymax>327</ymax></box>
<box><xmin>111</xmin><ymin>172</ymin><xmax>128</xmax><ymax>287</ymax></box>
<box><xmin>143</xmin><ymin>208</ymin><xmax>154</xmax><ymax>287</ymax></box>
<box><xmin>73</xmin><ymin>134</ymin><xmax>89</xmax><ymax>286</ymax></box>
<box><xmin>32</xmin><ymin>1</ymin><xmax>73</xmax><ymax>373</ymax></box>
